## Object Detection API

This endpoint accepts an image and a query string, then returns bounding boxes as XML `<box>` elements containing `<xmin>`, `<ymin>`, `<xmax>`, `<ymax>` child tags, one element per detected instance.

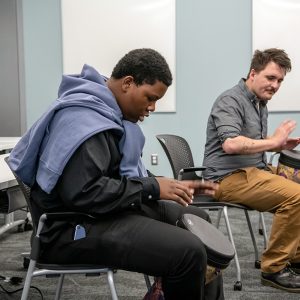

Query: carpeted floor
<box><xmin>0</xmin><ymin>209</ymin><xmax>299</xmax><ymax>300</ymax></box>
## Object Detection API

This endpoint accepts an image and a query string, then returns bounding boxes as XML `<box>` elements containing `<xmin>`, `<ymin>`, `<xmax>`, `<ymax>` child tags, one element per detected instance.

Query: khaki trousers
<box><xmin>214</xmin><ymin>167</ymin><xmax>300</xmax><ymax>273</ymax></box>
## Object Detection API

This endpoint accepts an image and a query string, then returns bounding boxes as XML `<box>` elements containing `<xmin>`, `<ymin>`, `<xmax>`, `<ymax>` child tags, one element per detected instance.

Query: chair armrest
<box><xmin>44</xmin><ymin>212</ymin><xmax>96</xmax><ymax>221</ymax></box>
<box><xmin>181</xmin><ymin>166</ymin><xmax>207</xmax><ymax>173</ymax></box>
<box><xmin>178</xmin><ymin>166</ymin><xmax>207</xmax><ymax>180</ymax></box>
<box><xmin>35</xmin><ymin>212</ymin><xmax>96</xmax><ymax>239</ymax></box>
<box><xmin>32</xmin><ymin>212</ymin><xmax>96</xmax><ymax>261</ymax></box>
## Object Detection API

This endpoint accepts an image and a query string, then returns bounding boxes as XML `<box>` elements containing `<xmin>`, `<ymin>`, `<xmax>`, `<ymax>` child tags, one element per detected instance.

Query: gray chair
<box><xmin>156</xmin><ymin>134</ymin><xmax>268</xmax><ymax>291</ymax></box>
<box><xmin>5</xmin><ymin>156</ymin><xmax>121</xmax><ymax>300</ymax></box>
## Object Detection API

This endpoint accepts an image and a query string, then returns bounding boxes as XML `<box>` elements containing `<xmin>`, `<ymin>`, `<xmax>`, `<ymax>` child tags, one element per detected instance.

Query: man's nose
<box><xmin>271</xmin><ymin>80</ymin><xmax>281</xmax><ymax>90</ymax></box>
<box><xmin>148</xmin><ymin>102</ymin><xmax>156</xmax><ymax>111</ymax></box>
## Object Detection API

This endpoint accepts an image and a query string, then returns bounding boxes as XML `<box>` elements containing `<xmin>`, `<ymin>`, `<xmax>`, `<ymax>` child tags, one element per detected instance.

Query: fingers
<box><xmin>181</xmin><ymin>179</ymin><xmax>219</xmax><ymax>192</ymax></box>
<box><xmin>162</xmin><ymin>187</ymin><xmax>192</xmax><ymax>207</ymax></box>
<box><xmin>290</xmin><ymin>137</ymin><xmax>300</xmax><ymax>144</ymax></box>
<box><xmin>281</xmin><ymin>119</ymin><xmax>296</xmax><ymax>126</ymax></box>
<box><xmin>273</xmin><ymin>120</ymin><xmax>297</xmax><ymax>148</ymax></box>
<box><xmin>172</xmin><ymin>193</ymin><xmax>192</xmax><ymax>207</ymax></box>
<box><xmin>174</xmin><ymin>183</ymin><xmax>194</xmax><ymax>206</ymax></box>
<box><xmin>156</xmin><ymin>177</ymin><xmax>194</xmax><ymax>207</ymax></box>
<box><xmin>156</xmin><ymin>177</ymin><xmax>219</xmax><ymax>207</ymax></box>
<box><xmin>196</xmin><ymin>188</ymin><xmax>217</xmax><ymax>196</ymax></box>
<box><xmin>177</xmin><ymin>179</ymin><xmax>219</xmax><ymax>201</ymax></box>
<box><xmin>280</xmin><ymin>120</ymin><xmax>296</xmax><ymax>133</ymax></box>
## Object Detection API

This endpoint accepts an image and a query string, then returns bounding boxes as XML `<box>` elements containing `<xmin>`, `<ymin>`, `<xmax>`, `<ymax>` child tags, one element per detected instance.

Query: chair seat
<box><xmin>36</xmin><ymin>262</ymin><xmax>116</xmax><ymax>271</ymax></box>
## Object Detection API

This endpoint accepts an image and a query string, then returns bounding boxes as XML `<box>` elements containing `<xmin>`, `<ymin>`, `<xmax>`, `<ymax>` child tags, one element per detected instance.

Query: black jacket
<box><xmin>31</xmin><ymin>131</ymin><xmax>160</xmax><ymax>241</ymax></box>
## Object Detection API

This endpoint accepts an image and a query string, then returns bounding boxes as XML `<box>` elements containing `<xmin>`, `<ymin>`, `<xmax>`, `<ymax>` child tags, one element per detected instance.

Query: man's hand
<box><xmin>155</xmin><ymin>177</ymin><xmax>219</xmax><ymax>207</ymax></box>
<box><xmin>281</xmin><ymin>137</ymin><xmax>300</xmax><ymax>150</ymax></box>
<box><xmin>192</xmin><ymin>180</ymin><xmax>220</xmax><ymax>197</ymax></box>
<box><xmin>271</xmin><ymin>120</ymin><xmax>297</xmax><ymax>149</ymax></box>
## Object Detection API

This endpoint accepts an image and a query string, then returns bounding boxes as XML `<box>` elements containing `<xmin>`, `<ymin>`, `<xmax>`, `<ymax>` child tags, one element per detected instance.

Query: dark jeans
<box><xmin>41</xmin><ymin>201</ymin><xmax>224</xmax><ymax>300</ymax></box>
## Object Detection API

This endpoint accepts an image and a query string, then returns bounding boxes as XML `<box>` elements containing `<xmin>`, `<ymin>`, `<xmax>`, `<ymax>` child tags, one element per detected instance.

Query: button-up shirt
<box><xmin>203</xmin><ymin>79</ymin><xmax>268</xmax><ymax>181</ymax></box>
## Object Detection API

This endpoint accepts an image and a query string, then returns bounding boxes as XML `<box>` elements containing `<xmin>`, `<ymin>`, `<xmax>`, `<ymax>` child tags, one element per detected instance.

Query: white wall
<box><xmin>20</xmin><ymin>0</ymin><xmax>300</xmax><ymax>177</ymax></box>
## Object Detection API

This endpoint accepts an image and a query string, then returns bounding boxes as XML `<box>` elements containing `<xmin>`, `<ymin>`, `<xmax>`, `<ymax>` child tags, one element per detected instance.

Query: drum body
<box><xmin>277</xmin><ymin>150</ymin><xmax>300</xmax><ymax>183</ymax></box>
<box><xmin>178</xmin><ymin>213</ymin><xmax>235</xmax><ymax>283</ymax></box>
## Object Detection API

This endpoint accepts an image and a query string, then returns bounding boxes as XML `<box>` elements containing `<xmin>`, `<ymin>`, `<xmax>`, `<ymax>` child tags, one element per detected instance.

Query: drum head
<box><xmin>179</xmin><ymin>214</ymin><xmax>235</xmax><ymax>269</ymax></box>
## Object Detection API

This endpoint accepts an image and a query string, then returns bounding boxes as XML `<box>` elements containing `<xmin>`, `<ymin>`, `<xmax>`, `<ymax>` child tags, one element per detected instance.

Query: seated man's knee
<box><xmin>173</xmin><ymin>233</ymin><xmax>207</xmax><ymax>276</ymax></box>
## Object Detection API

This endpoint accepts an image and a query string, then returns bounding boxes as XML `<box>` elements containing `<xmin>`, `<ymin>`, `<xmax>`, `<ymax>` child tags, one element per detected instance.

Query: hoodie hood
<box><xmin>9</xmin><ymin>65</ymin><xmax>147</xmax><ymax>193</ymax></box>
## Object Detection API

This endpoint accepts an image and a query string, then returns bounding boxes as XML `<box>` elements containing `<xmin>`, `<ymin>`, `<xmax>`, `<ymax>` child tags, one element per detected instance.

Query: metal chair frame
<box><xmin>5</xmin><ymin>156</ymin><xmax>119</xmax><ymax>300</ymax></box>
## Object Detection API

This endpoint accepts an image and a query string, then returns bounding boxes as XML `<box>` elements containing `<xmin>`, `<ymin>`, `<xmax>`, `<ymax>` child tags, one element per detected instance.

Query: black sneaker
<box><xmin>289</xmin><ymin>262</ymin><xmax>300</xmax><ymax>274</ymax></box>
<box><xmin>261</xmin><ymin>267</ymin><xmax>300</xmax><ymax>293</ymax></box>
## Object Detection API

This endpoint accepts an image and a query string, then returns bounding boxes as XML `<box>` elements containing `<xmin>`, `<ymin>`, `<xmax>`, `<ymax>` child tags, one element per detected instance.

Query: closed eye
<box><xmin>148</xmin><ymin>96</ymin><xmax>158</xmax><ymax>102</ymax></box>
<box><xmin>266</xmin><ymin>76</ymin><xmax>283</xmax><ymax>83</ymax></box>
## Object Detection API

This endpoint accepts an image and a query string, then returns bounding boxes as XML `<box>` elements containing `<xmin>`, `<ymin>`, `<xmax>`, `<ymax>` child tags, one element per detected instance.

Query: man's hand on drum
<box><xmin>156</xmin><ymin>177</ymin><xmax>219</xmax><ymax>207</ymax></box>
<box><xmin>282</xmin><ymin>137</ymin><xmax>300</xmax><ymax>150</ymax></box>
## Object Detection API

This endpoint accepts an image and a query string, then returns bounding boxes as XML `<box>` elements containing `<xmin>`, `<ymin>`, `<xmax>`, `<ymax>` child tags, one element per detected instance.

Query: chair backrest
<box><xmin>4</xmin><ymin>156</ymin><xmax>38</xmax><ymax>231</ymax></box>
<box><xmin>156</xmin><ymin>134</ymin><xmax>195</xmax><ymax>179</ymax></box>
<box><xmin>4</xmin><ymin>156</ymin><xmax>31</xmax><ymax>201</ymax></box>
<box><xmin>4</xmin><ymin>157</ymin><xmax>31</xmax><ymax>201</ymax></box>
<box><xmin>156</xmin><ymin>134</ymin><xmax>218</xmax><ymax>203</ymax></box>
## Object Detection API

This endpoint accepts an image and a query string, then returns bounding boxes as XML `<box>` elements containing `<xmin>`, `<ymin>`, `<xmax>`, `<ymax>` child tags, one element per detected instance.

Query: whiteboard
<box><xmin>61</xmin><ymin>0</ymin><xmax>176</xmax><ymax>112</ymax></box>
<box><xmin>253</xmin><ymin>0</ymin><xmax>300</xmax><ymax>112</ymax></box>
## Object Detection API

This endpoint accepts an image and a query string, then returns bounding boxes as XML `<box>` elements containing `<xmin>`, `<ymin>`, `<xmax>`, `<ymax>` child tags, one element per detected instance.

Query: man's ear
<box><xmin>122</xmin><ymin>76</ymin><xmax>134</xmax><ymax>91</ymax></box>
<box><xmin>249</xmin><ymin>69</ymin><xmax>257</xmax><ymax>80</ymax></box>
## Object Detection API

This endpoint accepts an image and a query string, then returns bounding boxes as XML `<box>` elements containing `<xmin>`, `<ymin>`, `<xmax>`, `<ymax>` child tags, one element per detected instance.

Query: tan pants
<box><xmin>214</xmin><ymin>167</ymin><xmax>300</xmax><ymax>273</ymax></box>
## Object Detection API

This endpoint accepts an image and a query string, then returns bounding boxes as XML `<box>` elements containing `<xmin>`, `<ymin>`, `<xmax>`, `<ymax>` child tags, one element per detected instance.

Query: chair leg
<box><xmin>222</xmin><ymin>206</ymin><xmax>242</xmax><ymax>290</ymax></box>
<box><xmin>54</xmin><ymin>274</ymin><xmax>65</xmax><ymax>300</ymax></box>
<box><xmin>258</xmin><ymin>213</ymin><xmax>263</xmax><ymax>235</ymax></box>
<box><xmin>244</xmin><ymin>210</ymin><xmax>261</xmax><ymax>269</ymax></box>
<box><xmin>21</xmin><ymin>260</ymin><xmax>36</xmax><ymax>300</ymax></box>
<box><xmin>144</xmin><ymin>274</ymin><xmax>152</xmax><ymax>291</ymax></box>
<box><xmin>215</xmin><ymin>208</ymin><xmax>223</xmax><ymax>228</ymax></box>
<box><xmin>107</xmin><ymin>270</ymin><xmax>118</xmax><ymax>300</ymax></box>
<box><xmin>259</xmin><ymin>212</ymin><xmax>268</xmax><ymax>249</ymax></box>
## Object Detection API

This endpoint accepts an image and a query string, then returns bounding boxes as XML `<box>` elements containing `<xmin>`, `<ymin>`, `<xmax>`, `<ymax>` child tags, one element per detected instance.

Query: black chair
<box><xmin>5</xmin><ymin>156</ymin><xmax>123</xmax><ymax>300</ymax></box>
<box><xmin>0</xmin><ymin>153</ymin><xmax>32</xmax><ymax>236</ymax></box>
<box><xmin>156</xmin><ymin>134</ymin><xmax>268</xmax><ymax>291</ymax></box>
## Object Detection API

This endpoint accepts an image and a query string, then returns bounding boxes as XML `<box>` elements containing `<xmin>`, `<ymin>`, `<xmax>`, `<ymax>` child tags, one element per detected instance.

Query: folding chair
<box><xmin>5</xmin><ymin>156</ymin><xmax>121</xmax><ymax>300</ymax></box>
<box><xmin>156</xmin><ymin>134</ymin><xmax>268</xmax><ymax>291</ymax></box>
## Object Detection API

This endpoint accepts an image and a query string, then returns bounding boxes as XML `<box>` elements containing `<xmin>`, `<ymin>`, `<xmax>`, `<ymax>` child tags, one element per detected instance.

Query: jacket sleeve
<box><xmin>56</xmin><ymin>131</ymin><xmax>159</xmax><ymax>215</ymax></box>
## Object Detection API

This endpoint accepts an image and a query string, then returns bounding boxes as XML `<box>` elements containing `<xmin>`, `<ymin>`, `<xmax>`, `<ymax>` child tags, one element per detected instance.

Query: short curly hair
<box><xmin>111</xmin><ymin>48</ymin><xmax>173</xmax><ymax>87</ymax></box>
<box><xmin>247</xmin><ymin>48</ymin><xmax>291</xmax><ymax>78</ymax></box>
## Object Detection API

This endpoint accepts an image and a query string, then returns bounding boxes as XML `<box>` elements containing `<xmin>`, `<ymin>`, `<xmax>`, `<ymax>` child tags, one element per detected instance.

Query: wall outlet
<box><xmin>151</xmin><ymin>154</ymin><xmax>158</xmax><ymax>165</ymax></box>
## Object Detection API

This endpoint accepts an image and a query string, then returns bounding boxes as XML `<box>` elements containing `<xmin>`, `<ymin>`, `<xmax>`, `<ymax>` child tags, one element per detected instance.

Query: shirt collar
<box><xmin>238</xmin><ymin>78</ymin><xmax>267</xmax><ymax>107</ymax></box>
